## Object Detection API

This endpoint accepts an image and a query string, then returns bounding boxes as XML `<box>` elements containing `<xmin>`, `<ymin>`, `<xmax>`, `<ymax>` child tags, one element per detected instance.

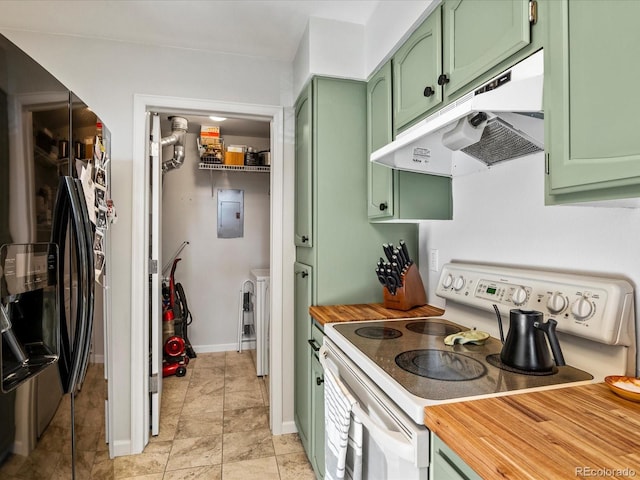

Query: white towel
<box><xmin>347</xmin><ymin>411</ymin><xmax>363</xmax><ymax>480</ymax></box>
<box><xmin>323</xmin><ymin>364</ymin><xmax>363</xmax><ymax>480</ymax></box>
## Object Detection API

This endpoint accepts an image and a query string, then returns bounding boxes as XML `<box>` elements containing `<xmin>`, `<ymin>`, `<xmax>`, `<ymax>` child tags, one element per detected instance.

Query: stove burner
<box><xmin>395</xmin><ymin>349</ymin><xmax>487</xmax><ymax>381</ymax></box>
<box><xmin>486</xmin><ymin>354</ymin><xmax>558</xmax><ymax>376</ymax></box>
<box><xmin>355</xmin><ymin>326</ymin><xmax>403</xmax><ymax>340</ymax></box>
<box><xmin>405</xmin><ymin>321</ymin><xmax>461</xmax><ymax>337</ymax></box>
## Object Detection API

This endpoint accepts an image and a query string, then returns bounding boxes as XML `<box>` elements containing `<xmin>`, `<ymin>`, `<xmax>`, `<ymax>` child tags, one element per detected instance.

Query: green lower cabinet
<box><xmin>310</xmin><ymin>324</ymin><xmax>325</xmax><ymax>478</ymax></box>
<box><xmin>294</xmin><ymin>262</ymin><xmax>313</xmax><ymax>454</ymax></box>
<box><xmin>545</xmin><ymin>0</ymin><xmax>640</xmax><ymax>205</ymax></box>
<box><xmin>294</xmin><ymin>262</ymin><xmax>325</xmax><ymax>478</ymax></box>
<box><xmin>431</xmin><ymin>434</ymin><xmax>481</xmax><ymax>480</ymax></box>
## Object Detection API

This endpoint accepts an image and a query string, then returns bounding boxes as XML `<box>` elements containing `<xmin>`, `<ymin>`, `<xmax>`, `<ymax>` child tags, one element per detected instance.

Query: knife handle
<box><xmin>400</xmin><ymin>240</ymin><xmax>411</xmax><ymax>264</ymax></box>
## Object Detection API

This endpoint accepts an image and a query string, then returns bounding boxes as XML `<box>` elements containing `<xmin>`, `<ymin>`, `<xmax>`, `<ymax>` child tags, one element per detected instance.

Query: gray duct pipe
<box><xmin>161</xmin><ymin>116</ymin><xmax>188</xmax><ymax>174</ymax></box>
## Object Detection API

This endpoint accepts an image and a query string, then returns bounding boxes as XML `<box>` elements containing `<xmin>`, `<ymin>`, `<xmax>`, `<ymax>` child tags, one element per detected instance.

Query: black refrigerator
<box><xmin>0</xmin><ymin>34</ymin><xmax>112</xmax><ymax>477</ymax></box>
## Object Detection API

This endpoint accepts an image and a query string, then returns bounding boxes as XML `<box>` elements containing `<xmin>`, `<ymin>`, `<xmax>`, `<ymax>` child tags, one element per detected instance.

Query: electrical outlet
<box><xmin>429</xmin><ymin>249</ymin><xmax>439</xmax><ymax>272</ymax></box>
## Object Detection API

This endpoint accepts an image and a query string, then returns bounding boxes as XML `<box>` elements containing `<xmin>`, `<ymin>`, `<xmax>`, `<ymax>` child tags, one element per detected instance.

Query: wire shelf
<box><xmin>199</xmin><ymin>162</ymin><xmax>270</xmax><ymax>173</ymax></box>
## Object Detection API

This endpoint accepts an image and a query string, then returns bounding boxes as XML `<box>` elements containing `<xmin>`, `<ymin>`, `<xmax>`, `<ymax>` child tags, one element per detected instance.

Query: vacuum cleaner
<box><xmin>162</xmin><ymin>257</ymin><xmax>196</xmax><ymax>377</ymax></box>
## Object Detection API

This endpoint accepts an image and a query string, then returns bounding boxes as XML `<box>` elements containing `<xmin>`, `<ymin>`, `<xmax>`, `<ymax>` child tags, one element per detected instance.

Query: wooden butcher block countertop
<box><xmin>309</xmin><ymin>303</ymin><xmax>445</xmax><ymax>326</ymax></box>
<box><xmin>425</xmin><ymin>383</ymin><xmax>640</xmax><ymax>479</ymax></box>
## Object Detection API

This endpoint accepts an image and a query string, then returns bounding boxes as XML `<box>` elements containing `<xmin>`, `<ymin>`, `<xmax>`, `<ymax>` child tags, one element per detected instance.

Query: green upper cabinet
<box><xmin>294</xmin><ymin>87</ymin><xmax>313</xmax><ymax>247</ymax></box>
<box><xmin>442</xmin><ymin>0</ymin><xmax>531</xmax><ymax>98</ymax></box>
<box><xmin>545</xmin><ymin>0</ymin><xmax>640</xmax><ymax>204</ymax></box>
<box><xmin>367</xmin><ymin>61</ymin><xmax>395</xmax><ymax>219</ymax></box>
<box><xmin>393</xmin><ymin>0</ymin><xmax>538</xmax><ymax>133</ymax></box>
<box><xmin>368</xmin><ymin>61</ymin><xmax>452</xmax><ymax>222</ymax></box>
<box><xmin>393</xmin><ymin>7</ymin><xmax>443</xmax><ymax>131</ymax></box>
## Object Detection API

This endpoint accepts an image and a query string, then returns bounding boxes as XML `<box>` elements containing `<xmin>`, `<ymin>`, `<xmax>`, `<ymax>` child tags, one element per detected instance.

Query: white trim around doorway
<box><xmin>130</xmin><ymin>94</ymin><xmax>294</xmax><ymax>455</ymax></box>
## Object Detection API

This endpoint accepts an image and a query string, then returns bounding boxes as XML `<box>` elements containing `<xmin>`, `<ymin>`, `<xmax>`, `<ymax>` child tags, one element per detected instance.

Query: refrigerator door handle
<box><xmin>65</xmin><ymin>177</ymin><xmax>94</xmax><ymax>394</ymax></box>
<box><xmin>51</xmin><ymin>177</ymin><xmax>72</xmax><ymax>391</ymax></box>
<box><xmin>72</xmin><ymin>178</ymin><xmax>95</xmax><ymax>390</ymax></box>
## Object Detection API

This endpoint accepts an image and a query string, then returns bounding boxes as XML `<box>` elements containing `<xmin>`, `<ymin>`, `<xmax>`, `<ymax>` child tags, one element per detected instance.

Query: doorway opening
<box><xmin>159</xmin><ymin>111</ymin><xmax>272</xmax><ymax>403</ymax></box>
<box><xmin>130</xmin><ymin>95</ymin><xmax>291</xmax><ymax>455</ymax></box>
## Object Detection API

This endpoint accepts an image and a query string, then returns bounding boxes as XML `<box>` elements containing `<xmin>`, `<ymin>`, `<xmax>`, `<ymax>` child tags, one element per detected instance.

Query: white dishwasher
<box><xmin>250</xmin><ymin>269</ymin><xmax>270</xmax><ymax>376</ymax></box>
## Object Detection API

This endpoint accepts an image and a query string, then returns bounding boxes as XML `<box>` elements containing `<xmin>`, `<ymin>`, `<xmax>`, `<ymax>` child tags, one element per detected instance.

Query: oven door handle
<box><xmin>351</xmin><ymin>403</ymin><xmax>415</xmax><ymax>463</ymax></box>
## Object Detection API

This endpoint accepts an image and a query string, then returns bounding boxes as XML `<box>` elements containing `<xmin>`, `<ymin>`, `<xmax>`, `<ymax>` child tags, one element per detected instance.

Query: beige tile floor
<box><xmin>0</xmin><ymin>350</ymin><xmax>315</xmax><ymax>480</ymax></box>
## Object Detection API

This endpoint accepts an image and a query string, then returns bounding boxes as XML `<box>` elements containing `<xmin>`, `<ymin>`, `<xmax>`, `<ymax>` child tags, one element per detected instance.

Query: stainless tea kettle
<box><xmin>497</xmin><ymin>308</ymin><xmax>566</xmax><ymax>372</ymax></box>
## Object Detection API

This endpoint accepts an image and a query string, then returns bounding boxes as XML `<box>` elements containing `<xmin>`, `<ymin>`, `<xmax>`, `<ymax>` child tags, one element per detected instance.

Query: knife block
<box><xmin>383</xmin><ymin>263</ymin><xmax>427</xmax><ymax>311</ymax></box>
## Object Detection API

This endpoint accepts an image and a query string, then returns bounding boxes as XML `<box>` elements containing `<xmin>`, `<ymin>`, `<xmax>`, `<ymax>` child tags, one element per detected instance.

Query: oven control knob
<box><xmin>546</xmin><ymin>292</ymin><xmax>567</xmax><ymax>314</ymax></box>
<box><xmin>511</xmin><ymin>286</ymin><xmax>528</xmax><ymax>306</ymax></box>
<box><xmin>442</xmin><ymin>273</ymin><xmax>454</xmax><ymax>289</ymax></box>
<box><xmin>453</xmin><ymin>276</ymin><xmax>465</xmax><ymax>291</ymax></box>
<box><xmin>571</xmin><ymin>296</ymin><xmax>594</xmax><ymax>321</ymax></box>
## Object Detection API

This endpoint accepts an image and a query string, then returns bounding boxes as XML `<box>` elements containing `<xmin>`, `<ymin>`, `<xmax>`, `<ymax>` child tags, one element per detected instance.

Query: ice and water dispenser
<box><xmin>0</xmin><ymin>243</ymin><xmax>59</xmax><ymax>392</ymax></box>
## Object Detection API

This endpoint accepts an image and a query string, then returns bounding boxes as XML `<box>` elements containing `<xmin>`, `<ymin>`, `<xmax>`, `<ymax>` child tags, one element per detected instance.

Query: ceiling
<box><xmin>2</xmin><ymin>0</ymin><xmax>385</xmax><ymax>138</ymax></box>
<box><xmin>159</xmin><ymin>113</ymin><xmax>271</xmax><ymax>138</ymax></box>
<box><xmin>0</xmin><ymin>0</ymin><xmax>380</xmax><ymax>63</ymax></box>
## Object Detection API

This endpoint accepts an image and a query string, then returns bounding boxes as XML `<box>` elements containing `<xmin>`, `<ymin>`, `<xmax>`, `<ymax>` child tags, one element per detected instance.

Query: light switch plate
<box><xmin>429</xmin><ymin>249</ymin><xmax>439</xmax><ymax>272</ymax></box>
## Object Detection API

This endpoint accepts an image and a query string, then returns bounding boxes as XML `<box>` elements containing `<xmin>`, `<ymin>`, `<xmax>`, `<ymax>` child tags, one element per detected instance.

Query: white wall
<box><xmin>162</xmin><ymin>133</ymin><xmax>270</xmax><ymax>351</ymax></box>
<box><xmin>364</xmin><ymin>0</ymin><xmax>436</xmax><ymax>77</ymax></box>
<box><xmin>0</xmin><ymin>27</ymin><xmax>291</xmax><ymax>455</ymax></box>
<box><xmin>292</xmin><ymin>0</ymin><xmax>435</xmax><ymax>97</ymax></box>
<box><xmin>292</xmin><ymin>17</ymin><xmax>365</xmax><ymax>97</ymax></box>
<box><xmin>419</xmin><ymin>152</ymin><xmax>640</xmax><ymax>323</ymax></box>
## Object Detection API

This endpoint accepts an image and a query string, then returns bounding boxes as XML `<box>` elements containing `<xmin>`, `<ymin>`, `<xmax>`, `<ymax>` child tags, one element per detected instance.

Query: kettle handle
<box><xmin>493</xmin><ymin>304</ymin><xmax>505</xmax><ymax>343</ymax></box>
<box><xmin>535</xmin><ymin>318</ymin><xmax>566</xmax><ymax>366</ymax></box>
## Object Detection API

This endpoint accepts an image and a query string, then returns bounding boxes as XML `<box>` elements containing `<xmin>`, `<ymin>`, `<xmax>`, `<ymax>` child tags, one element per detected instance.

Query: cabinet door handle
<box><xmin>301</xmin><ymin>235</ymin><xmax>309</xmax><ymax>243</ymax></box>
<box><xmin>423</xmin><ymin>86</ymin><xmax>435</xmax><ymax>97</ymax></box>
<box><xmin>379</xmin><ymin>202</ymin><xmax>388</xmax><ymax>211</ymax></box>
<box><xmin>437</xmin><ymin>74</ymin><xmax>450</xmax><ymax>86</ymax></box>
<box><xmin>308</xmin><ymin>338</ymin><xmax>321</xmax><ymax>351</ymax></box>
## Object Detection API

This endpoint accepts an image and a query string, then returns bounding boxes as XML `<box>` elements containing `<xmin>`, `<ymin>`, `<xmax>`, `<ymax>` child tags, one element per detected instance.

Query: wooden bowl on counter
<box><xmin>605</xmin><ymin>375</ymin><xmax>640</xmax><ymax>402</ymax></box>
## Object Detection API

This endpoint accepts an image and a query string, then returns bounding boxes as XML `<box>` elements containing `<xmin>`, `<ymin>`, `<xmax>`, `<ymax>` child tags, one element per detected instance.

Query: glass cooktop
<box><xmin>329</xmin><ymin>317</ymin><xmax>594</xmax><ymax>402</ymax></box>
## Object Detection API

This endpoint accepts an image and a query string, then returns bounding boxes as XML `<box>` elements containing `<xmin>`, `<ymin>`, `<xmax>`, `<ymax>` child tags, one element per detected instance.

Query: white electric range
<box><xmin>321</xmin><ymin>262</ymin><xmax>637</xmax><ymax>479</ymax></box>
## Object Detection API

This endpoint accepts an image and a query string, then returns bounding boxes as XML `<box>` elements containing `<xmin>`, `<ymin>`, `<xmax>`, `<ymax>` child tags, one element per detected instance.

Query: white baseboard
<box><xmin>274</xmin><ymin>420</ymin><xmax>298</xmax><ymax>435</ymax></box>
<box><xmin>90</xmin><ymin>354</ymin><xmax>105</xmax><ymax>364</ymax></box>
<box><xmin>194</xmin><ymin>342</ymin><xmax>256</xmax><ymax>353</ymax></box>
<box><xmin>111</xmin><ymin>440</ymin><xmax>133</xmax><ymax>458</ymax></box>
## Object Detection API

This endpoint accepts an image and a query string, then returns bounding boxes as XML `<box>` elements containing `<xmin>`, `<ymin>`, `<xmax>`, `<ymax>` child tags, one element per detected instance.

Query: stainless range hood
<box><xmin>371</xmin><ymin>49</ymin><xmax>544</xmax><ymax>176</ymax></box>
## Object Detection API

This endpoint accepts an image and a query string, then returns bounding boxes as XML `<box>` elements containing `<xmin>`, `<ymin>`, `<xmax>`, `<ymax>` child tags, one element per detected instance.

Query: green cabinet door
<box><xmin>295</xmin><ymin>85</ymin><xmax>313</xmax><ymax>247</ymax></box>
<box><xmin>367</xmin><ymin>61</ymin><xmax>394</xmax><ymax>219</ymax></box>
<box><xmin>311</xmin><ymin>327</ymin><xmax>325</xmax><ymax>479</ymax></box>
<box><xmin>293</xmin><ymin>262</ymin><xmax>312</xmax><ymax>453</ymax></box>
<box><xmin>546</xmin><ymin>0</ymin><xmax>640</xmax><ymax>204</ymax></box>
<box><xmin>368</xmin><ymin>61</ymin><xmax>453</xmax><ymax>222</ymax></box>
<box><xmin>395</xmin><ymin>171</ymin><xmax>452</xmax><ymax>220</ymax></box>
<box><xmin>393</xmin><ymin>7</ymin><xmax>443</xmax><ymax>132</ymax></box>
<box><xmin>442</xmin><ymin>0</ymin><xmax>531</xmax><ymax>98</ymax></box>
<box><xmin>431</xmin><ymin>433</ymin><xmax>482</xmax><ymax>480</ymax></box>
